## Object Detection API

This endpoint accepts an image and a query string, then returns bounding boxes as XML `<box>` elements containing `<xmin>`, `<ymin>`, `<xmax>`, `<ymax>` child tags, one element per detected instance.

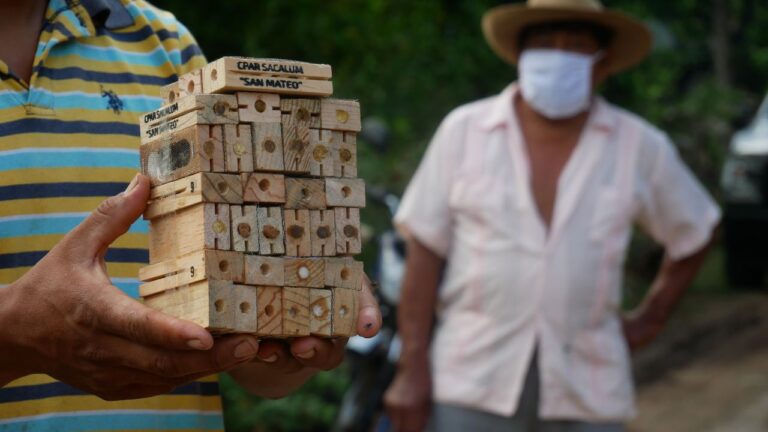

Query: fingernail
<box><xmin>295</xmin><ymin>348</ymin><xmax>316</xmax><ymax>360</ymax></box>
<box><xmin>187</xmin><ymin>339</ymin><xmax>208</xmax><ymax>350</ymax></box>
<box><xmin>260</xmin><ymin>354</ymin><xmax>278</xmax><ymax>363</ymax></box>
<box><xmin>234</xmin><ymin>340</ymin><xmax>258</xmax><ymax>359</ymax></box>
<box><xmin>123</xmin><ymin>174</ymin><xmax>139</xmax><ymax>195</ymax></box>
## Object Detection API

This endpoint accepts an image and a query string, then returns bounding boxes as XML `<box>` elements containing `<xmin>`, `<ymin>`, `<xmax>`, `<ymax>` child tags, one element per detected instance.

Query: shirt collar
<box><xmin>479</xmin><ymin>82</ymin><xmax>617</xmax><ymax>133</ymax></box>
<box><xmin>79</xmin><ymin>0</ymin><xmax>134</xmax><ymax>30</ymax></box>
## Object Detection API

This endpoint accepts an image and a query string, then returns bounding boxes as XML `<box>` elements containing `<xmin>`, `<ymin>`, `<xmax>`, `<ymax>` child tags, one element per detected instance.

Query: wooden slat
<box><xmin>284</xmin><ymin>209</ymin><xmax>311</xmax><ymax>257</ymax></box>
<box><xmin>319</xmin><ymin>99</ymin><xmax>361</xmax><ymax>132</ymax></box>
<box><xmin>325</xmin><ymin>257</ymin><xmax>364</xmax><ymax>290</ymax></box>
<box><xmin>309</xmin><ymin>288</ymin><xmax>332</xmax><ymax>336</ymax></box>
<box><xmin>310</xmin><ymin>210</ymin><xmax>336</xmax><ymax>257</ymax></box>
<box><xmin>257</xmin><ymin>207</ymin><xmax>285</xmax><ymax>255</ymax></box>
<box><xmin>284</xmin><ymin>258</ymin><xmax>325</xmax><ymax>288</ymax></box>
<box><xmin>244</xmin><ymin>256</ymin><xmax>285</xmax><ymax>286</ymax></box>
<box><xmin>242</xmin><ymin>173</ymin><xmax>286</xmax><ymax>204</ymax></box>
<box><xmin>283</xmin><ymin>287</ymin><xmax>310</xmax><ymax>337</ymax></box>
<box><xmin>252</xmin><ymin>122</ymin><xmax>285</xmax><ymax>172</ymax></box>
<box><xmin>331</xmin><ymin>287</ymin><xmax>358</xmax><ymax>337</ymax></box>
<box><xmin>256</xmin><ymin>286</ymin><xmax>283</xmax><ymax>336</ymax></box>
<box><xmin>285</xmin><ymin>178</ymin><xmax>326</xmax><ymax>209</ymax></box>
<box><xmin>231</xmin><ymin>205</ymin><xmax>259</xmax><ymax>253</ymax></box>
<box><xmin>325</xmin><ymin>178</ymin><xmax>365</xmax><ymax>208</ymax></box>
<box><xmin>223</xmin><ymin>124</ymin><xmax>254</xmax><ymax>173</ymax></box>
<box><xmin>335</xmin><ymin>207</ymin><xmax>361</xmax><ymax>255</ymax></box>
<box><xmin>139</xmin><ymin>94</ymin><xmax>238</xmax><ymax>140</ymax></box>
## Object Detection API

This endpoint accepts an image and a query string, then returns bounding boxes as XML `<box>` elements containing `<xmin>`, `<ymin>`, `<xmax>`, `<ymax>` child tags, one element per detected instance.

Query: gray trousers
<box><xmin>429</xmin><ymin>355</ymin><xmax>624</xmax><ymax>432</ymax></box>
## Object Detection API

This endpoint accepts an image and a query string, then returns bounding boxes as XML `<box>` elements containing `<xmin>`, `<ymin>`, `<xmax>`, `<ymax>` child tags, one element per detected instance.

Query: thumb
<box><xmin>67</xmin><ymin>173</ymin><xmax>150</xmax><ymax>258</ymax></box>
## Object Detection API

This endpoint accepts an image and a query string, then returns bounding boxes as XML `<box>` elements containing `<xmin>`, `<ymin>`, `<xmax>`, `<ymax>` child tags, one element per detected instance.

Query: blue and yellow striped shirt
<box><xmin>0</xmin><ymin>0</ymin><xmax>224</xmax><ymax>430</ymax></box>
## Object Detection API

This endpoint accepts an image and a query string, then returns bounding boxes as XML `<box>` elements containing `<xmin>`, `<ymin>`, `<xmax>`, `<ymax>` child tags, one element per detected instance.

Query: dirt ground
<box><xmin>629</xmin><ymin>292</ymin><xmax>768</xmax><ymax>432</ymax></box>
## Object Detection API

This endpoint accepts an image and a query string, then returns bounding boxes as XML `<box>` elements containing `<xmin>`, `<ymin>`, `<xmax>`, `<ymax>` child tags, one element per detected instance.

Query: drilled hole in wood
<box><xmin>336</xmin><ymin>109</ymin><xmax>349</xmax><ymax>123</ymax></box>
<box><xmin>298</xmin><ymin>266</ymin><xmax>310</xmax><ymax>280</ymax></box>
<box><xmin>262</xmin><ymin>225</ymin><xmax>280</xmax><ymax>239</ymax></box>
<box><xmin>297</xmin><ymin>108</ymin><xmax>309</xmax><ymax>121</ymax></box>
<box><xmin>187</xmin><ymin>80</ymin><xmax>195</xmax><ymax>94</ymax></box>
<box><xmin>240</xmin><ymin>302</ymin><xmax>251</xmax><ymax>313</ymax></box>
<box><xmin>214</xmin><ymin>299</ymin><xmax>225</xmax><ymax>312</ymax></box>
<box><xmin>290</xmin><ymin>139</ymin><xmax>306</xmax><ymax>152</ymax></box>
<box><xmin>213</xmin><ymin>102</ymin><xmax>227</xmax><ymax>115</ymax></box>
<box><xmin>218</xmin><ymin>260</ymin><xmax>229</xmax><ymax>272</ymax></box>
<box><xmin>340</xmin><ymin>268</ymin><xmax>350</xmax><ymax>280</ymax></box>
<box><xmin>260</xmin><ymin>263</ymin><xmax>270</xmax><ymax>275</ymax></box>
<box><xmin>204</xmin><ymin>140</ymin><xmax>215</xmax><ymax>157</ymax></box>
<box><xmin>265</xmin><ymin>305</ymin><xmax>274</xmax><ymax>316</ymax></box>
<box><xmin>217</xmin><ymin>181</ymin><xmax>229</xmax><ymax>194</ymax></box>
<box><xmin>341</xmin><ymin>186</ymin><xmax>352</xmax><ymax>198</ymax></box>
<box><xmin>312</xmin><ymin>303</ymin><xmax>325</xmax><ymax>318</ymax></box>
<box><xmin>212</xmin><ymin>220</ymin><xmax>226</xmax><ymax>234</ymax></box>
<box><xmin>210</xmin><ymin>68</ymin><xmax>218</xmax><ymax>81</ymax></box>
<box><xmin>340</xmin><ymin>148</ymin><xmax>353</xmax><ymax>162</ymax></box>
<box><xmin>263</xmin><ymin>139</ymin><xmax>276</xmax><ymax>153</ymax></box>
<box><xmin>258</xmin><ymin>178</ymin><xmax>271</xmax><ymax>191</ymax></box>
<box><xmin>339</xmin><ymin>306</ymin><xmax>348</xmax><ymax>317</ymax></box>
<box><xmin>344</xmin><ymin>225</ymin><xmax>358</xmax><ymax>238</ymax></box>
<box><xmin>313</xmin><ymin>145</ymin><xmax>328</xmax><ymax>162</ymax></box>
<box><xmin>289</xmin><ymin>306</ymin><xmax>298</xmax><ymax>318</ymax></box>
<box><xmin>168</xmin><ymin>91</ymin><xmax>176</xmax><ymax>103</ymax></box>
<box><xmin>255</xmin><ymin>99</ymin><xmax>267</xmax><ymax>113</ymax></box>
<box><xmin>288</xmin><ymin>225</ymin><xmax>305</xmax><ymax>239</ymax></box>
<box><xmin>237</xmin><ymin>223</ymin><xmax>252</xmax><ymax>238</ymax></box>
<box><xmin>316</xmin><ymin>226</ymin><xmax>331</xmax><ymax>239</ymax></box>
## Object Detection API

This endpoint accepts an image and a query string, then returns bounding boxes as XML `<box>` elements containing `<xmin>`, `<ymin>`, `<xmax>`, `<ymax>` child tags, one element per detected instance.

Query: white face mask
<box><xmin>519</xmin><ymin>49</ymin><xmax>601</xmax><ymax>119</ymax></box>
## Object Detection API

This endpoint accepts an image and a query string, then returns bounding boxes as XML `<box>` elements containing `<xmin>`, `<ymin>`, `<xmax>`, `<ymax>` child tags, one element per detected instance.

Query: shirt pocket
<box><xmin>589</xmin><ymin>187</ymin><xmax>632</xmax><ymax>248</ymax></box>
<box><xmin>448</xmin><ymin>175</ymin><xmax>518</xmax><ymax>250</ymax></box>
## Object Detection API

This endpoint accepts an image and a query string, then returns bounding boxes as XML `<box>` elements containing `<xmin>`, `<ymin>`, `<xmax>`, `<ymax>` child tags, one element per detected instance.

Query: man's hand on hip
<box><xmin>0</xmin><ymin>174</ymin><xmax>260</xmax><ymax>399</ymax></box>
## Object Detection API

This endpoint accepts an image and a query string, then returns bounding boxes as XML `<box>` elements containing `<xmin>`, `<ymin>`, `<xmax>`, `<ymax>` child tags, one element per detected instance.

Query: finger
<box><xmin>91</xmin><ymin>333</ymin><xmax>259</xmax><ymax>377</ymax></box>
<box><xmin>65</xmin><ymin>173</ymin><xmax>149</xmax><ymax>259</ymax></box>
<box><xmin>289</xmin><ymin>337</ymin><xmax>346</xmax><ymax>370</ymax></box>
<box><xmin>357</xmin><ymin>274</ymin><xmax>382</xmax><ymax>338</ymax></box>
<box><xmin>95</xmin><ymin>284</ymin><xmax>214</xmax><ymax>351</ymax></box>
<box><xmin>255</xmin><ymin>339</ymin><xmax>304</xmax><ymax>373</ymax></box>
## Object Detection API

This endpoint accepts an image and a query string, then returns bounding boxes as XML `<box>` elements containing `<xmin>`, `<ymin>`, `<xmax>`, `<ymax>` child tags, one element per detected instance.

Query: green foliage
<box><xmin>219</xmin><ymin>367</ymin><xmax>350</xmax><ymax>432</ymax></box>
<box><xmin>151</xmin><ymin>0</ymin><xmax>768</xmax><ymax>429</ymax></box>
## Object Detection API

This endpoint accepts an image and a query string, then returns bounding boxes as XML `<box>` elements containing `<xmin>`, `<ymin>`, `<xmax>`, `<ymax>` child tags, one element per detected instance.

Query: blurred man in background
<box><xmin>384</xmin><ymin>0</ymin><xmax>720</xmax><ymax>431</ymax></box>
<box><xmin>0</xmin><ymin>0</ymin><xmax>379</xmax><ymax>430</ymax></box>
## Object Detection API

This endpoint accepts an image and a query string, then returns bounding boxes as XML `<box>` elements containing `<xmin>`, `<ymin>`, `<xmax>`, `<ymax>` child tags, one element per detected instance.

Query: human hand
<box><xmin>0</xmin><ymin>174</ymin><xmax>260</xmax><ymax>399</ymax></box>
<box><xmin>384</xmin><ymin>356</ymin><xmax>433</xmax><ymax>432</ymax></box>
<box><xmin>623</xmin><ymin>304</ymin><xmax>666</xmax><ymax>352</ymax></box>
<box><xmin>228</xmin><ymin>276</ymin><xmax>382</xmax><ymax>398</ymax></box>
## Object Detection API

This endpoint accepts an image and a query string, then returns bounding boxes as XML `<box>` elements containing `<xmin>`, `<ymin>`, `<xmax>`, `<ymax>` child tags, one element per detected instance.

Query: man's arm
<box><xmin>384</xmin><ymin>237</ymin><xmax>444</xmax><ymax>432</ymax></box>
<box><xmin>228</xmin><ymin>277</ymin><xmax>382</xmax><ymax>399</ymax></box>
<box><xmin>624</xmin><ymin>230</ymin><xmax>716</xmax><ymax>351</ymax></box>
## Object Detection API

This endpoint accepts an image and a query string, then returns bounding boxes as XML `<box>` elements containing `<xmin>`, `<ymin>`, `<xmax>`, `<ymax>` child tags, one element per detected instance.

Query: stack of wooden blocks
<box><xmin>137</xmin><ymin>57</ymin><xmax>364</xmax><ymax>338</ymax></box>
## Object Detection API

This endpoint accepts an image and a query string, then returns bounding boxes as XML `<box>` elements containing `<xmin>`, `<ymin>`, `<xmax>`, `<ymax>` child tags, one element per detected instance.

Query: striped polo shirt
<box><xmin>0</xmin><ymin>0</ymin><xmax>224</xmax><ymax>430</ymax></box>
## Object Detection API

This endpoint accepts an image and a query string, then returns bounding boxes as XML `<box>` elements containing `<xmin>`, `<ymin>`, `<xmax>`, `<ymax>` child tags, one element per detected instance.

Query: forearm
<box><xmin>0</xmin><ymin>282</ymin><xmax>36</xmax><ymax>386</ymax></box>
<box><xmin>398</xmin><ymin>238</ymin><xmax>444</xmax><ymax>366</ymax></box>
<box><xmin>639</xmin><ymin>235</ymin><xmax>715</xmax><ymax>323</ymax></box>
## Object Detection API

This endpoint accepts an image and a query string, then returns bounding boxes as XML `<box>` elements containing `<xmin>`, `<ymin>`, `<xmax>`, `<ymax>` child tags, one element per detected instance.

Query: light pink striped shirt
<box><xmin>395</xmin><ymin>84</ymin><xmax>720</xmax><ymax>421</ymax></box>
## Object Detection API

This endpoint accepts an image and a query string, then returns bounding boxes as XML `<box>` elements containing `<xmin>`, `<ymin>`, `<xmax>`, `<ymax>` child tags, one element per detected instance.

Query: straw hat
<box><xmin>482</xmin><ymin>0</ymin><xmax>653</xmax><ymax>74</ymax></box>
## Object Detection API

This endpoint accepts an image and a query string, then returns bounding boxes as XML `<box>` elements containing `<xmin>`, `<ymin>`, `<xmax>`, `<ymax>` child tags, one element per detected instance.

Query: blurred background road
<box><xmin>630</xmin><ymin>293</ymin><xmax>768</xmax><ymax>432</ymax></box>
